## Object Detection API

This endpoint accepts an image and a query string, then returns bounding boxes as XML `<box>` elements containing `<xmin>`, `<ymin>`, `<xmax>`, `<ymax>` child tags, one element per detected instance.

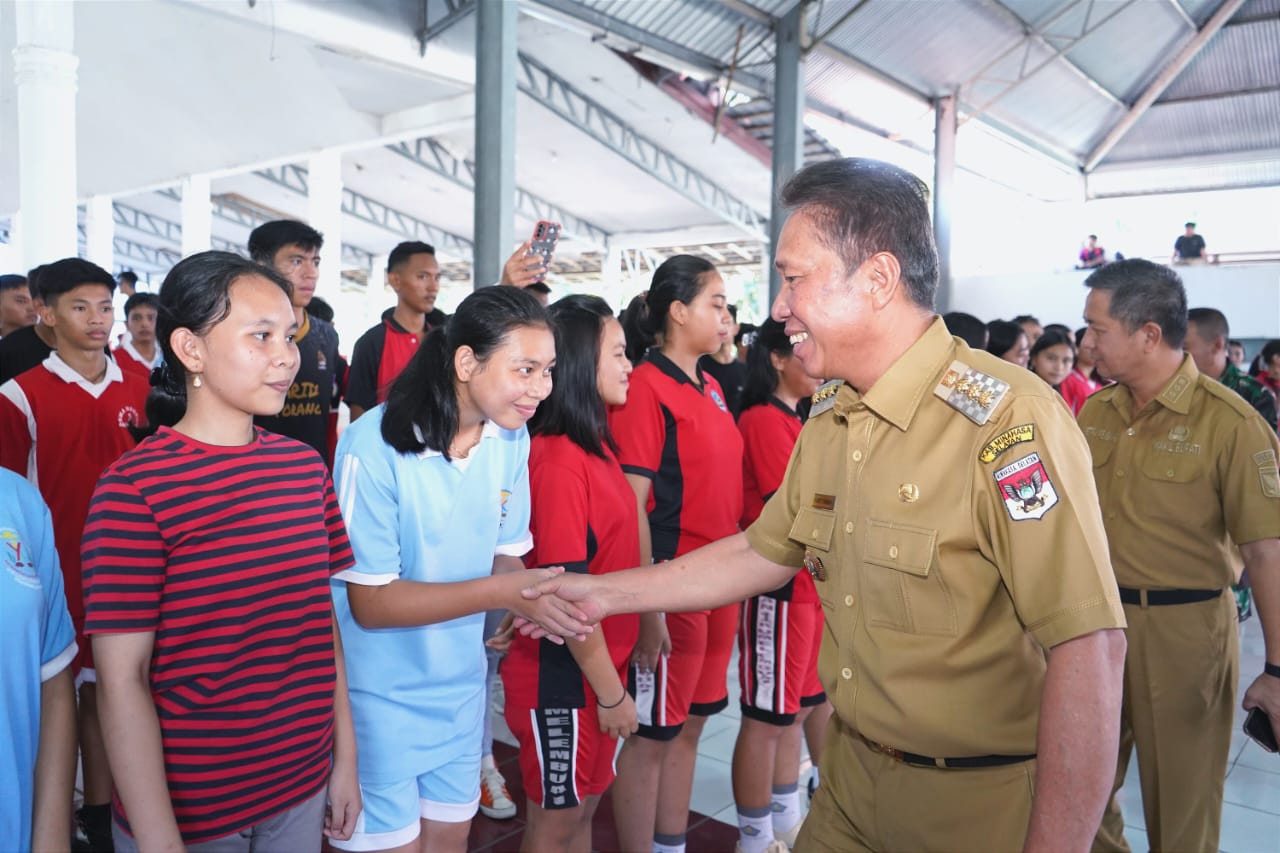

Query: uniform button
<box><xmin>852</xmin><ymin>450</ymin><xmax>863</xmax><ymax>462</ymax></box>
<box><xmin>1126</xmin><ymin>428</ymin><xmax>1135</xmax><ymax>437</ymax></box>
<box><xmin>844</xmin><ymin>594</ymin><xmax>854</xmax><ymax>607</ymax></box>
<box><xmin>411</xmin><ymin>338</ymin><xmax>418</xmax><ymax>345</ymax></box>
<box><xmin>845</xmin><ymin>522</ymin><xmax>854</xmax><ymax>534</ymax></box>
<box><xmin>888</xmin><ymin>545</ymin><xmax>899</xmax><ymax>559</ymax></box>
<box><xmin>1116</xmin><ymin>469</ymin><xmax>1125</xmax><ymax>478</ymax></box>
<box><xmin>811</xmin><ymin>528</ymin><xmax>821</xmax><ymax>538</ymax></box>
<box><xmin>841</xmin><ymin>667</ymin><xmax>853</xmax><ymax>680</ymax></box>
<box><xmin>1166</xmin><ymin>469</ymin><xmax>1175</xmax><ymax>478</ymax></box>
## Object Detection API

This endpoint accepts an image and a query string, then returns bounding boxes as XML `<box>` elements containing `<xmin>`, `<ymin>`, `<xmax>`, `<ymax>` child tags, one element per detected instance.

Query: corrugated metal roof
<box><xmin>575</xmin><ymin>0</ymin><xmax>769</xmax><ymax>64</ymax></box>
<box><xmin>822</xmin><ymin>1</ymin><xmax>1022</xmax><ymax>94</ymax></box>
<box><xmin>1160</xmin><ymin>17</ymin><xmax>1280</xmax><ymax>100</ymax></box>
<box><xmin>1088</xmin><ymin>152</ymin><xmax>1280</xmax><ymax>197</ymax></box>
<box><xmin>985</xmin><ymin>53</ymin><xmax>1128</xmax><ymax>156</ymax></box>
<box><xmin>1064</xmin><ymin>0</ymin><xmax>1191</xmax><ymax>102</ymax></box>
<box><xmin>1106</xmin><ymin>89</ymin><xmax>1280</xmax><ymax>162</ymax></box>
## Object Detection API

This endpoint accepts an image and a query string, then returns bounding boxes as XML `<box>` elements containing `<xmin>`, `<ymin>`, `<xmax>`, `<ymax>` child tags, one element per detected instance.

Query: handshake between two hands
<box><xmin>484</xmin><ymin>566</ymin><xmax>608</xmax><ymax>649</ymax></box>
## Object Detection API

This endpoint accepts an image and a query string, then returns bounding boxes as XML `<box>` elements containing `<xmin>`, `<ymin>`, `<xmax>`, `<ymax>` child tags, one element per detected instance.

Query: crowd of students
<box><xmin>3</xmin><ymin>193</ymin><xmax>1279</xmax><ymax>853</ymax></box>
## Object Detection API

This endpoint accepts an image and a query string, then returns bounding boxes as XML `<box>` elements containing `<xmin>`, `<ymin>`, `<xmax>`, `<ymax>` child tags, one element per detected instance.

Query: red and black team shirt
<box><xmin>505</xmin><ymin>435</ymin><xmax>641</xmax><ymax>709</ymax></box>
<box><xmin>609</xmin><ymin>351</ymin><xmax>744</xmax><ymax>562</ymax></box>
<box><xmin>739</xmin><ymin>398</ymin><xmax>816</xmax><ymax>603</ymax></box>
<box><xmin>346</xmin><ymin>307</ymin><xmax>447</xmax><ymax>410</ymax></box>
<box><xmin>81</xmin><ymin>427</ymin><xmax>355</xmax><ymax>844</ymax></box>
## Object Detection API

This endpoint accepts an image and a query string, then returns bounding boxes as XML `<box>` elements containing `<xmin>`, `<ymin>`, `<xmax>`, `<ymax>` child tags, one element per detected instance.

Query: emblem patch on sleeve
<box><xmin>1254</xmin><ymin>449</ymin><xmax>1280</xmax><ymax>498</ymax></box>
<box><xmin>994</xmin><ymin>452</ymin><xmax>1059</xmax><ymax>520</ymax></box>
<box><xmin>933</xmin><ymin>361</ymin><xmax>1010</xmax><ymax>425</ymax></box>
<box><xmin>979</xmin><ymin>424</ymin><xmax>1035</xmax><ymax>463</ymax></box>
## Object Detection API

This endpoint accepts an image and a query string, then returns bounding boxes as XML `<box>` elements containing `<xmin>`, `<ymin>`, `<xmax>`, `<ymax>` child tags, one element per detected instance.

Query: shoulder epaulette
<box><xmin>810</xmin><ymin>380</ymin><xmax>843</xmax><ymax>416</ymax></box>
<box><xmin>932</xmin><ymin>360</ymin><xmax>1010</xmax><ymax>425</ymax></box>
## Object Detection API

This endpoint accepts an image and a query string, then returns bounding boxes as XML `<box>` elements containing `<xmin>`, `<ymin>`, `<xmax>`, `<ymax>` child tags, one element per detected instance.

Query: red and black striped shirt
<box><xmin>81</xmin><ymin>426</ymin><xmax>354</xmax><ymax>844</ymax></box>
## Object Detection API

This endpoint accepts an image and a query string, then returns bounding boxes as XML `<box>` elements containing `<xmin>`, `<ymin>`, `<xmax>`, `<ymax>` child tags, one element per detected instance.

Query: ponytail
<box><xmin>128</xmin><ymin>362</ymin><xmax>187</xmax><ymax>441</ymax></box>
<box><xmin>739</xmin><ymin>317</ymin><xmax>791</xmax><ymax>413</ymax></box>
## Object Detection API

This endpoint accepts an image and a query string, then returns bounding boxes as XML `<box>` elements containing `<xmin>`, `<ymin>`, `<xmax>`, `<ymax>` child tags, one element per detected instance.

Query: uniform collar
<box><xmin>295</xmin><ymin>311</ymin><xmax>312</xmax><ymax>343</ymax></box>
<box><xmin>121</xmin><ymin>338</ymin><xmax>160</xmax><ymax>370</ymax></box>
<box><xmin>414</xmin><ymin>419</ymin><xmax>503</xmax><ymax>459</ymax></box>
<box><xmin>835</xmin><ymin>317</ymin><xmax>955</xmax><ymax>432</ymax></box>
<box><xmin>768</xmin><ymin>396</ymin><xmax>802</xmax><ymax>420</ymax></box>
<box><xmin>1106</xmin><ymin>353</ymin><xmax>1199</xmax><ymax>417</ymax></box>
<box><xmin>648</xmin><ymin>349</ymin><xmax>705</xmax><ymax>389</ymax></box>
<box><xmin>43</xmin><ymin>351</ymin><xmax>123</xmax><ymax>390</ymax></box>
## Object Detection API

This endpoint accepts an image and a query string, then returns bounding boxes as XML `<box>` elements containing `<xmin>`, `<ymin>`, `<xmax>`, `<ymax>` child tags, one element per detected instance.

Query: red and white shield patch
<box><xmin>994</xmin><ymin>452</ymin><xmax>1059</xmax><ymax>520</ymax></box>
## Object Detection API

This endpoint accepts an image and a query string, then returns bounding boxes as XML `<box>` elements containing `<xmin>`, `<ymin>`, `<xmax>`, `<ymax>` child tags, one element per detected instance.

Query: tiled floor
<box><xmin>478</xmin><ymin>616</ymin><xmax>1280</xmax><ymax>852</ymax></box>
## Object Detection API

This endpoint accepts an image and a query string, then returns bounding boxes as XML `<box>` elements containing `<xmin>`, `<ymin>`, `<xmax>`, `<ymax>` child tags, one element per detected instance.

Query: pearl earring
<box><xmin>193</xmin><ymin>374</ymin><xmax>203</xmax><ymax>389</ymax></box>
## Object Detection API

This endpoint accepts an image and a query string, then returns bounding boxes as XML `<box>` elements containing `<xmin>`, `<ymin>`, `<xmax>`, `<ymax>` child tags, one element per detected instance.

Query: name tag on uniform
<box><xmin>812</xmin><ymin>494</ymin><xmax>836</xmax><ymax>511</ymax></box>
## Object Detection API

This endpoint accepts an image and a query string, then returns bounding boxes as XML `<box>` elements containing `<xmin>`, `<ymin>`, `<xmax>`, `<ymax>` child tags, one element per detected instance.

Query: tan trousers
<box><xmin>796</xmin><ymin>716</ymin><xmax>1035</xmax><ymax>853</ymax></box>
<box><xmin>1093</xmin><ymin>593</ymin><xmax>1238</xmax><ymax>853</ymax></box>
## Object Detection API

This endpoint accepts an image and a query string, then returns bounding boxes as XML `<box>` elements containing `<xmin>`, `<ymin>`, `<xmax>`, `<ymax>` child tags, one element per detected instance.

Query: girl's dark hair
<box><xmin>132</xmin><ymin>251</ymin><xmax>292</xmax><ymax>440</ymax></box>
<box><xmin>740</xmin><ymin>318</ymin><xmax>794</xmax><ymax>413</ymax></box>
<box><xmin>985</xmin><ymin>320</ymin><xmax>1025</xmax><ymax>359</ymax></box>
<box><xmin>381</xmin><ymin>285</ymin><xmax>550</xmax><ymax>456</ymax></box>
<box><xmin>643</xmin><ymin>254</ymin><xmax>716</xmax><ymax>337</ymax></box>
<box><xmin>1029</xmin><ymin>328</ymin><xmax>1075</xmax><ymax>362</ymax></box>
<box><xmin>528</xmin><ymin>294</ymin><xmax>616</xmax><ymax>458</ymax></box>
<box><xmin>620</xmin><ymin>292</ymin><xmax>651</xmax><ymax>366</ymax></box>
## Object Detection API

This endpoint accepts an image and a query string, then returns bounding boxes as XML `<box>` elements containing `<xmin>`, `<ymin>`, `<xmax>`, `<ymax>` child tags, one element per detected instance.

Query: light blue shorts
<box><xmin>328</xmin><ymin>752</ymin><xmax>481</xmax><ymax>851</ymax></box>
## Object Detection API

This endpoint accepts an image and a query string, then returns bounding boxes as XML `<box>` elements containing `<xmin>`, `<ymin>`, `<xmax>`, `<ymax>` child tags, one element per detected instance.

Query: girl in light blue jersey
<box><xmin>331</xmin><ymin>286</ymin><xmax>586</xmax><ymax>853</ymax></box>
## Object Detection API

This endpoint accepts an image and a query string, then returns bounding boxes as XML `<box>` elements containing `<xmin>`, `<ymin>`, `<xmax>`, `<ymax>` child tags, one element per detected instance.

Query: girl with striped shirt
<box><xmin>82</xmin><ymin>251</ymin><xmax>360</xmax><ymax>850</ymax></box>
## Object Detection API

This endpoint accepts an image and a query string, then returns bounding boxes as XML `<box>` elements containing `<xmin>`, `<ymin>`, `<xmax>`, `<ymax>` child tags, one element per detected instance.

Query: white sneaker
<box><xmin>479</xmin><ymin>766</ymin><xmax>517</xmax><ymax>820</ymax></box>
<box><xmin>734</xmin><ymin>840</ymin><xmax>791</xmax><ymax>853</ymax></box>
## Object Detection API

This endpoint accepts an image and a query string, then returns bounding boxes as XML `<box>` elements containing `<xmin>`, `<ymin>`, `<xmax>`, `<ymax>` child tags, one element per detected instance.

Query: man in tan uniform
<box><xmin>522</xmin><ymin>158</ymin><xmax>1128</xmax><ymax>853</ymax></box>
<box><xmin>1078</xmin><ymin>260</ymin><xmax>1280</xmax><ymax>853</ymax></box>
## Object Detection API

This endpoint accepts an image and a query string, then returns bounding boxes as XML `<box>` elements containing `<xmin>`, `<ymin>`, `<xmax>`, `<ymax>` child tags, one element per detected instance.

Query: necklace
<box><xmin>448</xmin><ymin>426</ymin><xmax>484</xmax><ymax>458</ymax></box>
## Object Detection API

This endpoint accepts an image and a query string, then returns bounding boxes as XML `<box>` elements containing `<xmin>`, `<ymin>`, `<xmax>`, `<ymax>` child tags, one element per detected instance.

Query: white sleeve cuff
<box><xmin>40</xmin><ymin>641</ymin><xmax>77</xmax><ymax>682</ymax></box>
<box><xmin>494</xmin><ymin>533</ymin><xmax>534</xmax><ymax>558</ymax></box>
<box><xmin>333</xmin><ymin>569</ymin><xmax>399</xmax><ymax>586</ymax></box>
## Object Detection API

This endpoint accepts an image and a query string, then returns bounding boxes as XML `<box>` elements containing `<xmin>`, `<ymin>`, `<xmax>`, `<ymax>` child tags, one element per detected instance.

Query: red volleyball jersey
<box><xmin>609</xmin><ymin>352</ymin><xmax>744</xmax><ymax>562</ymax></box>
<box><xmin>0</xmin><ymin>354</ymin><xmax>146</xmax><ymax>633</ymax></box>
<box><xmin>505</xmin><ymin>435</ymin><xmax>641</xmax><ymax>709</ymax></box>
<box><xmin>739</xmin><ymin>398</ymin><xmax>816</xmax><ymax>602</ymax></box>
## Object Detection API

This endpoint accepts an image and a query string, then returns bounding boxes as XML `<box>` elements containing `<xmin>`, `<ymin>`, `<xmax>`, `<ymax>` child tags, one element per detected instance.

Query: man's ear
<box><xmin>864</xmin><ymin>252</ymin><xmax>904</xmax><ymax>310</ymax></box>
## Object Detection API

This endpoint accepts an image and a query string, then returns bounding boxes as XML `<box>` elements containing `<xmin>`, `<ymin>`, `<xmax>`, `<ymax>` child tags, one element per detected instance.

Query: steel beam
<box><xmin>769</xmin><ymin>1</ymin><xmax>806</xmax><ymax>301</ymax></box>
<box><xmin>1085</xmin><ymin>0</ymin><xmax>1249</xmax><ymax>171</ymax></box>
<box><xmin>517</xmin><ymin>52</ymin><xmax>769</xmax><ymax>241</ymax></box>
<box><xmin>933</xmin><ymin>94</ymin><xmax>957</xmax><ymax>312</ymax></box>
<box><xmin>112</xmin><ymin>201</ymin><xmax>182</xmax><ymax>244</ymax></box>
<box><xmin>253</xmin><ymin>164</ymin><xmax>473</xmax><ymax>260</ymax></box>
<box><xmin>146</xmin><ymin>191</ymin><xmax>378</xmax><ymax>270</ymax></box>
<box><xmin>474</xmin><ymin>0</ymin><xmax>517</xmax><ymax>288</ymax></box>
<box><xmin>386</xmin><ymin>137</ymin><xmax>611</xmax><ymax>250</ymax></box>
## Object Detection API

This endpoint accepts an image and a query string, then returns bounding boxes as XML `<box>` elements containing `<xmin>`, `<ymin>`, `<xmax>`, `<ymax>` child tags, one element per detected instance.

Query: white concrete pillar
<box><xmin>180</xmin><ymin>174</ymin><xmax>212</xmax><ymax>256</ymax></box>
<box><xmin>307</xmin><ymin>149</ymin><xmax>344</xmax><ymax>303</ymax></box>
<box><xmin>84</xmin><ymin>195</ymin><xmax>115</xmax><ymax>271</ymax></box>
<box><xmin>368</xmin><ymin>253</ymin><xmax>391</xmax><ymax>328</ymax></box>
<box><xmin>14</xmin><ymin>0</ymin><xmax>78</xmax><ymax>266</ymax></box>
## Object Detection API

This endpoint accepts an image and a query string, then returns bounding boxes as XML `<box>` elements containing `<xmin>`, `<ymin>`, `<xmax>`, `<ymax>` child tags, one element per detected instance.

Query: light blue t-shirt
<box><xmin>0</xmin><ymin>467</ymin><xmax>76</xmax><ymax>848</ymax></box>
<box><xmin>333</xmin><ymin>407</ymin><xmax>533</xmax><ymax>783</ymax></box>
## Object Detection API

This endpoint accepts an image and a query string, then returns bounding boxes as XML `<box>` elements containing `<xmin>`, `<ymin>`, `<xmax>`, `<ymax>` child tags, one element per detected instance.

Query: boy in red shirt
<box><xmin>112</xmin><ymin>292</ymin><xmax>161</xmax><ymax>381</ymax></box>
<box><xmin>0</xmin><ymin>257</ymin><xmax>148</xmax><ymax>850</ymax></box>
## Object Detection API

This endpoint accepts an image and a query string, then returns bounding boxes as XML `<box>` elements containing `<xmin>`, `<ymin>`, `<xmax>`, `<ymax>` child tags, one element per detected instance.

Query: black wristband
<box><xmin>597</xmin><ymin>688</ymin><xmax>628</xmax><ymax>709</ymax></box>
<box><xmin>1265</xmin><ymin>662</ymin><xmax>1280</xmax><ymax>679</ymax></box>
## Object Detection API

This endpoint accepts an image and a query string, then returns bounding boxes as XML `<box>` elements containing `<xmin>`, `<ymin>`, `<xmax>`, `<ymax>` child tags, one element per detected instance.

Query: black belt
<box><xmin>857</xmin><ymin>733</ymin><xmax>1035</xmax><ymax>769</ymax></box>
<box><xmin>1117</xmin><ymin>587</ymin><xmax>1222</xmax><ymax>607</ymax></box>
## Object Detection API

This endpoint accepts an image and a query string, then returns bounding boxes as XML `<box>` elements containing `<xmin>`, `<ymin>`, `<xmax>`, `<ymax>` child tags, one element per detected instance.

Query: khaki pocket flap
<box><xmin>864</xmin><ymin>519</ymin><xmax>936</xmax><ymax>577</ymax></box>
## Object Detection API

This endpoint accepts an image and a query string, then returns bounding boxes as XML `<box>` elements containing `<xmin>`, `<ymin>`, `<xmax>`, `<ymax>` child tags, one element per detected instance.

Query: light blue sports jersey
<box><xmin>0</xmin><ymin>467</ymin><xmax>76</xmax><ymax>848</ymax></box>
<box><xmin>332</xmin><ymin>407</ymin><xmax>533</xmax><ymax>783</ymax></box>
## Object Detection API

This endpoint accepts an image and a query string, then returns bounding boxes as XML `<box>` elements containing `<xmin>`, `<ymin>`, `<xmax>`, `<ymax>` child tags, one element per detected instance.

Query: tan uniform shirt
<box><xmin>1078</xmin><ymin>354</ymin><xmax>1280</xmax><ymax>589</ymax></box>
<box><xmin>746</xmin><ymin>318</ymin><xmax>1125</xmax><ymax>758</ymax></box>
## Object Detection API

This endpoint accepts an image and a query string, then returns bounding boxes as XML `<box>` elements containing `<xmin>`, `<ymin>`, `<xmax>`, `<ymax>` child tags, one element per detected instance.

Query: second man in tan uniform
<box><xmin>1079</xmin><ymin>260</ymin><xmax>1280</xmax><ymax>853</ymax></box>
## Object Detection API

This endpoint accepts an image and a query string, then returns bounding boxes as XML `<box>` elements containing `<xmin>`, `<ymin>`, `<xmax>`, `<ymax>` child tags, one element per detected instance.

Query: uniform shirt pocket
<box><xmin>788</xmin><ymin>506</ymin><xmax>835</xmax><ymax>552</ymax></box>
<box><xmin>863</xmin><ymin>519</ymin><xmax>957</xmax><ymax>636</ymax></box>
